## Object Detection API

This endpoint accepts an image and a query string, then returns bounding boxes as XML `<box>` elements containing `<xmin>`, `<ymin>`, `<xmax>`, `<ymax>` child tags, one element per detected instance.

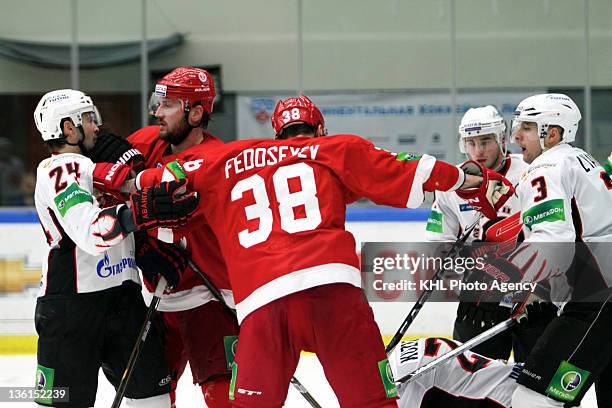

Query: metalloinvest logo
<box><xmin>96</xmin><ymin>253</ymin><xmax>137</xmax><ymax>278</ymax></box>
<box><xmin>522</xmin><ymin>199</ymin><xmax>565</xmax><ymax>229</ymax></box>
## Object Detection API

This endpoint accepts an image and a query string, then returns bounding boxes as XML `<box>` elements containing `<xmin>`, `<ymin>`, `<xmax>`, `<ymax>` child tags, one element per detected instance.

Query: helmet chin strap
<box><xmin>171</xmin><ymin>102</ymin><xmax>203</xmax><ymax>146</ymax></box>
<box><xmin>539</xmin><ymin>124</ymin><xmax>551</xmax><ymax>150</ymax></box>
<box><xmin>493</xmin><ymin>143</ymin><xmax>508</xmax><ymax>172</ymax></box>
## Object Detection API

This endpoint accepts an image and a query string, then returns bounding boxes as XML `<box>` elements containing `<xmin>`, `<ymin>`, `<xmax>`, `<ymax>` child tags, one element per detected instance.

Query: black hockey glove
<box><xmin>89</xmin><ymin>132</ymin><xmax>145</xmax><ymax>173</ymax></box>
<box><xmin>135</xmin><ymin>232</ymin><xmax>187</xmax><ymax>290</ymax></box>
<box><xmin>128</xmin><ymin>179</ymin><xmax>199</xmax><ymax>231</ymax></box>
<box><xmin>512</xmin><ymin>299</ymin><xmax>558</xmax><ymax>357</ymax></box>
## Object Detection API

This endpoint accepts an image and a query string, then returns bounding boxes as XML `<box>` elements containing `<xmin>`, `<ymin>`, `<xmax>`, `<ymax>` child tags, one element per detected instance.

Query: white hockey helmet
<box><xmin>34</xmin><ymin>89</ymin><xmax>102</xmax><ymax>141</ymax></box>
<box><xmin>511</xmin><ymin>93</ymin><xmax>581</xmax><ymax>147</ymax></box>
<box><xmin>458</xmin><ymin>105</ymin><xmax>506</xmax><ymax>154</ymax></box>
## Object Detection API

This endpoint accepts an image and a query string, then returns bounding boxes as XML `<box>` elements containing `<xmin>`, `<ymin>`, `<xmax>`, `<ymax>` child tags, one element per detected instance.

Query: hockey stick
<box><xmin>385</xmin><ymin>214</ymin><xmax>483</xmax><ymax>355</ymax></box>
<box><xmin>396</xmin><ymin>284</ymin><xmax>553</xmax><ymax>385</ymax></box>
<box><xmin>186</xmin><ymin>259</ymin><xmax>323</xmax><ymax>408</ymax></box>
<box><xmin>395</xmin><ymin>317</ymin><xmax>515</xmax><ymax>385</ymax></box>
<box><xmin>385</xmin><ymin>214</ymin><xmax>483</xmax><ymax>354</ymax></box>
<box><xmin>111</xmin><ymin>277</ymin><xmax>168</xmax><ymax>408</ymax></box>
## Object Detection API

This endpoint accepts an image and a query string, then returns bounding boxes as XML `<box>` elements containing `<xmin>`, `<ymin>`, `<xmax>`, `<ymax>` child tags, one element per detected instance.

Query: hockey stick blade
<box><xmin>396</xmin><ymin>318</ymin><xmax>515</xmax><ymax>385</ymax></box>
<box><xmin>186</xmin><ymin>259</ymin><xmax>323</xmax><ymax>408</ymax></box>
<box><xmin>110</xmin><ymin>277</ymin><xmax>168</xmax><ymax>408</ymax></box>
<box><xmin>385</xmin><ymin>214</ymin><xmax>483</xmax><ymax>354</ymax></box>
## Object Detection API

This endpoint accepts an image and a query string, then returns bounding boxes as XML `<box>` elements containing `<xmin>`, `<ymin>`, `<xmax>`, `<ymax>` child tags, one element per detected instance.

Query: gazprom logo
<box><xmin>96</xmin><ymin>253</ymin><xmax>136</xmax><ymax>278</ymax></box>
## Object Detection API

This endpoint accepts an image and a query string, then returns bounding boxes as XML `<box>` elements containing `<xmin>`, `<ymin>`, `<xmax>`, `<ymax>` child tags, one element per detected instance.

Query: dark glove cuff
<box><xmin>118</xmin><ymin>204</ymin><xmax>137</xmax><ymax>233</ymax></box>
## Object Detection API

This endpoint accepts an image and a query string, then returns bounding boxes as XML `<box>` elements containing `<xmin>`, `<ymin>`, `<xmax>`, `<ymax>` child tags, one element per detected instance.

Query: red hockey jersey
<box><xmin>128</xmin><ymin>126</ymin><xmax>233</xmax><ymax>311</ymax></box>
<box><xmin>137</xmin><ymin>134</ymin><xmax>463</xmax><ymax>322</ymax></box>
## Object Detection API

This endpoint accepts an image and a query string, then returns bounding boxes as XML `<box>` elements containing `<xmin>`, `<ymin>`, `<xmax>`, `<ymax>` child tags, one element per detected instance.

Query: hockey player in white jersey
<box><xmin>33</xmin><ymin>89</ymin><xmax>198</xmax><ymax>407</ymax></box>
<box><xmin>426</xmin><ymin>105</ymin><xmax>526</xmax><ymax>243</ymax></box>
<box><xmin>388</xmin><ymin>303</ymin><xmax>559</xmax><ymax>407</ymax></box>
<box><xmin>425</xmin><ymin>105</ymin><xmax>535</xmax><ymax>361</ymax></box>
<box><xmin>483</xmin><ymin>93</ymin><xmax>612</xmax><ymax>407</ymax></box>
<box><xmin>389</xmin><ymin>337</ymin><xmax>518</xmax><ymax>407</ymax></box>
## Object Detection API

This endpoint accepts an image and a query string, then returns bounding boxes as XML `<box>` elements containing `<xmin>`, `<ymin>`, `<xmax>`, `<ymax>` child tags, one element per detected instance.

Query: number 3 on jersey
<box><xmin>231</xmin><ymin>163</ymin><xmax>322</xmax><ymax>248</ymax></box>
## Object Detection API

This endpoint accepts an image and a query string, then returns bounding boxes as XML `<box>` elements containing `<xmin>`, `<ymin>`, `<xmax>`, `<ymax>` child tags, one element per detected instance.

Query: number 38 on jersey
<box><xmin>231</xmin><ymin>162</ymin><xmax>322</xmax><ymax>248</ymax></box>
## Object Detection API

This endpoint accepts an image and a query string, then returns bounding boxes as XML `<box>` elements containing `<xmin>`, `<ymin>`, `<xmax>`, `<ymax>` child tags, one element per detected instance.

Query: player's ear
<box><xmin>188</xmin><ymin>105</ymin><xmax>204</xmax><ymax>127</ymax></box>
<box><xmin>547</xmin><ymin>126</ymin><xmax>562</xmax><ymax>144</ymax></box>
<box><xmin>62</xmin><ymin>120</ymin><xmax>76</xmax><ymax>141</ymax></box>
<box><xmin>315</xmin><ymin>124</ymin><xmax>327</xmax><ymax>137</ymax></box>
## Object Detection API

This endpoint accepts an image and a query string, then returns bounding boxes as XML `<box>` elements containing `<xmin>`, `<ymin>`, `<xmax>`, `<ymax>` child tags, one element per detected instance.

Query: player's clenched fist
<box><xmin>456</xmin><ymin>160</ymin><xmax>515</xmax><ymax>219</ymax></box>
<box><xmin>130</xmin><ymin>179</ymin><xmax>199</xmax><ymax>230</ymax></box>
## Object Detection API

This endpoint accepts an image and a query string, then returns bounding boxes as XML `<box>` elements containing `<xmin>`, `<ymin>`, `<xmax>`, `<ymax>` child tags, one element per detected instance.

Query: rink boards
<box><xmin>0</xmin><ymin>207</ymin><xmax>456</xmax><ymax>354</ymax></box>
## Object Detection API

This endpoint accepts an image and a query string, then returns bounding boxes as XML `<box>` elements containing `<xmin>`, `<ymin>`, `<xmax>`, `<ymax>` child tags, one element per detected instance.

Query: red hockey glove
<box><xmin>135</xmin><ymin>232</ymin><xmax>187</xmax><ymax>290</ymax></box>
<box><xmin>93</xmin><ymin>162</ymin><xmax>133</xmax><ymax>201</ymax></box>
<box><xmin>129</xmin><ymin>179</ymin><xmax>199</xmax><ymax>230</ymax></box>
<box><xmin>456</xmin><ymin>160</ymin><xmax>515</xmax><ymax>219</ymax></box>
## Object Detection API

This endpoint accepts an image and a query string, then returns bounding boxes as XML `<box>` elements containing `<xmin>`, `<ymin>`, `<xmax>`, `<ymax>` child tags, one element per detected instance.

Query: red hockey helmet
<box><xmin>271</xmin><ymin>95</ymin><xmax>325</xmax><ymax>137</ymax></box>
<box><xmin>154</xmin><ymin>67</ymin><xmax>215</xmax><ymax>114</ymax></box>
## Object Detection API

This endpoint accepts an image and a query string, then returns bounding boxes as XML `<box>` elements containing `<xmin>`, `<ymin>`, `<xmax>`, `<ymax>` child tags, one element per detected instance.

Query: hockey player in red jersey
<box><xmin>135</xmin><ymin>95</ymin><xmax>514</xmax><ymax>407</ymax></box>
<box><xmin>128</xmin><ymin>67</ymin><xmax>239</xmax><ymax>408</ymax></box>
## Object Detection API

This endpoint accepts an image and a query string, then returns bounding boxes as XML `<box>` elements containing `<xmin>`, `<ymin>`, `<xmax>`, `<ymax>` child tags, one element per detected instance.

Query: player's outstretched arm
<box><xmin>326</xmin><ymin>135</ymin><xmax>465</xmax><ymax>208</ymax></box>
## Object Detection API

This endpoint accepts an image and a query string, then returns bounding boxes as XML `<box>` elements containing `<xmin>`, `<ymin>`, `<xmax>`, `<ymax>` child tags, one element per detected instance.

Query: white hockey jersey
<box><xmin>35</xmin><ymin>153</ymin><xmax>140</xmax><ymax>297</ymax></box>
<box><xmin>425</xmin><ymin>155</ymin><xmax>527</xmax><ymax>243</ymax></box>
<box><xmin>511</xmin><ymin>143</ymin><xmax>612</xmax><ymax>302</ymax></box>
<box><xmin>390</xmin><ymin>338</ymin><xmax>518</xmax><ymax>407</ymax></box>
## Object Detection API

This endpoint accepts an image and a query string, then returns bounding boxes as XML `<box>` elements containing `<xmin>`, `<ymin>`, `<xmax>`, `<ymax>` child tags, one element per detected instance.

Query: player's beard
<box><xmin>159</xmin><ymin>116</ymin><xmax>192</xmax><ymax>146</ymax></box>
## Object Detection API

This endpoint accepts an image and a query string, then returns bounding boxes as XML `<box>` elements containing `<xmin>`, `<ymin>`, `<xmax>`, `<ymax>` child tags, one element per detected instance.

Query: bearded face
<box><xmin>155</xmin><ymin>97</ymin><xmax>192</xmax><ymax>145</ymax></box>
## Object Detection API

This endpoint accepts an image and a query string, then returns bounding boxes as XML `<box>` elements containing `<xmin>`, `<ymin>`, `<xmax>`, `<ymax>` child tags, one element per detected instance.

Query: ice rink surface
<box><xmin>0</xmin><ymin>353</ymin><xmax>597</xmax><ymax>407</ymax></box>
